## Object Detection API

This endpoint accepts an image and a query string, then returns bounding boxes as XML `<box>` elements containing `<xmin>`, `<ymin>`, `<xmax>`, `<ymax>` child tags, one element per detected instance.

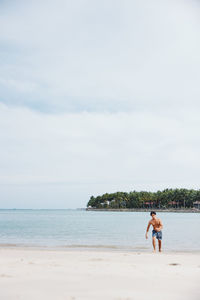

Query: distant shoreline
<box><xmin>86</xmin><ymin>208</ymin><xmax>200</xmax><ymax>213</ymax></box>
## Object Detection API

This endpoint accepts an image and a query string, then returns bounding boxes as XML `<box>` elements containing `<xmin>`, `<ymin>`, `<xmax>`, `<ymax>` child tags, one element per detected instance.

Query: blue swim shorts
<box><xmin>152</xmin><ymin>230</ymin><xmax>162</xmax><ymax>240</ymax></box>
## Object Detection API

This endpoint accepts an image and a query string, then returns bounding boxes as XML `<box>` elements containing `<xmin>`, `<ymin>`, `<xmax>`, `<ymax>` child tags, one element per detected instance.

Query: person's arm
<box><xmin>145</xmin><ymin>221</ymin><xmax>151</xmax><ymax>239</ymax></box>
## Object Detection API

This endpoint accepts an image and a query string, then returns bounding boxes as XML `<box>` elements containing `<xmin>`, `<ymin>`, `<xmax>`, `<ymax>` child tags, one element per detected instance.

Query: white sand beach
<box><xmin>0</xmin><ymin>248</ymin><xmax>199</xmax><ymax>300</ymax></box>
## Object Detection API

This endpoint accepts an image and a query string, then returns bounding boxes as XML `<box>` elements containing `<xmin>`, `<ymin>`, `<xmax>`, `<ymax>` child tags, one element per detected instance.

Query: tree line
<box><xmin>87</xmin><ymin>189</ymin><xmax>200</xmax><ymax>209</ymax></box>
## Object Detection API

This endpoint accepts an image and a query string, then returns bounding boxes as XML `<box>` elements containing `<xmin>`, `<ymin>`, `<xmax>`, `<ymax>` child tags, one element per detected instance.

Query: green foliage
<box><xmin>87</xmin><ymin>189</ymin><xmax>200</xmax><ymax>209</ymax></box>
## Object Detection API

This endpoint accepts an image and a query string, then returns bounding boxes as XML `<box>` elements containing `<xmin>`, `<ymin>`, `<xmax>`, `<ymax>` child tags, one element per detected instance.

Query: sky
<box><xmin>0</xmin><ymin>0</ymin><xmax>200</xmax><ymax>208</ymax></box>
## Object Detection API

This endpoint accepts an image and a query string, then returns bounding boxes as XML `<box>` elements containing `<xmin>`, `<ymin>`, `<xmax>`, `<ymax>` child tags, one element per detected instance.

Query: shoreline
<box><xmin>0</xmin><ymin>244</ymin><xmax>200</xmax><ymax>254</ymax></box>
<box><xmin>86</xmin><ymin>208</ymin><xmax>200</xmax><ymax>213</ymax></box>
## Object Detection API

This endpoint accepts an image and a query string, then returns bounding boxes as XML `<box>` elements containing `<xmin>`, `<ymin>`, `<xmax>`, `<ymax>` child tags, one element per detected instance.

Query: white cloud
<box><xmin>0</xmin><ymin>103</ymin><xmax>200</xmax><ymax>208</ymax></box>
<box><xmin>0</xmin><ymin>0</ymin><xmax>200</xmax><ymax>111</ymax></box>
<box><xmin>0</xmin><ymin>78</ymin><xmax>37</xmax><ymax>93</ymax></box>
<box><xmin>0</xmin><ymin>1</ymin><xmax>200</xmax><ymax>207</ymax></box>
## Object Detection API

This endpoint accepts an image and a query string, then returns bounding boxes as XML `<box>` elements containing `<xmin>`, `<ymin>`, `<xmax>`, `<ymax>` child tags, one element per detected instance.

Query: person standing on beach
<box><xmin>145</xmin><ymin>211</ymin><xmax>163</xmax><ymax>252</ymax></box>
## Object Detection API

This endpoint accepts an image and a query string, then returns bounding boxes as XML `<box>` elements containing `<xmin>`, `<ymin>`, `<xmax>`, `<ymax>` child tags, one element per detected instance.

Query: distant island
<box><xmin>87</xmin><ymin>189</ymin><xmax>200</xmax><ymax>211</ymax></box>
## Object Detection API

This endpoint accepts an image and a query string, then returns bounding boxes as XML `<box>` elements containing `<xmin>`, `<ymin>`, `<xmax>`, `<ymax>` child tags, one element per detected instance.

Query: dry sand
<box><xmin>0</xmin><ymin>247</ymin><xmax>199</xmax><ymax>300</ymax></box>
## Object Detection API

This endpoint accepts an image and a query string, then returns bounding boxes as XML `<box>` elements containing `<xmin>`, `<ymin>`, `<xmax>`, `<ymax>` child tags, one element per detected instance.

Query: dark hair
<box><xmin>150</xmin><ymin>211</ymin><xmax>156</xmax><ymax>216</ymax></box>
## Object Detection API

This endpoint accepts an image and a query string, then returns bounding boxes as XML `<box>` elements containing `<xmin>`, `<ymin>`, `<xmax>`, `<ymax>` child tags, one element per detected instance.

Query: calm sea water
<box><xmin>0</xmin><ymin>209</ymin><xmax>199</xmax><ymax>252</ymax></box>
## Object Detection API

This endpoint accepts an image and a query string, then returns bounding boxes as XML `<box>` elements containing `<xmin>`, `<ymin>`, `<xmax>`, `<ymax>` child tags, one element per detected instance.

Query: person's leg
<box><xmin>152</xmin><ymin>237</ymin><xmax>156</xmax><ymax>252</ymax></box>
<box><xmin>158</xmin><ymin>239</ymin><xmax>162</xmax><ymax>252</ymax></box>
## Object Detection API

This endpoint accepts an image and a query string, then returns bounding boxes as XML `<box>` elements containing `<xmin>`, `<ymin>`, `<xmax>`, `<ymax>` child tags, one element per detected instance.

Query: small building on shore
<box><xmin>168</xmin><ymin>201</ymin><xmax>177</xmax><ymax>208</ymax></box>
<box><xmin>144</xmin><ymin>202</ymin><xmax>154</xmax><ymax>208</ymax></box>
<box><xmin>193</xmin><ymin>201</ymin><xmax>200</xmax><ymax>209</ymax></box>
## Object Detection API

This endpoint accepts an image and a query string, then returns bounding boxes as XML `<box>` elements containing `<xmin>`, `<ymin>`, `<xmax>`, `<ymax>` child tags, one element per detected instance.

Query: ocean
<box><xmin>0</xmin><ymin>209</ymin><xmax>199</xmax><ymax>252</ymax></box>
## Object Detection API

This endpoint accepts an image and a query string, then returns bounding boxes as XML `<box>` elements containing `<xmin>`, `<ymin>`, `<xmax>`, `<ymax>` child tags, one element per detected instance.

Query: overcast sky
<box><xmin>0</xmin><ymin>0</ymin><xmax>200</xmax><ymax>208</ymax></box>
